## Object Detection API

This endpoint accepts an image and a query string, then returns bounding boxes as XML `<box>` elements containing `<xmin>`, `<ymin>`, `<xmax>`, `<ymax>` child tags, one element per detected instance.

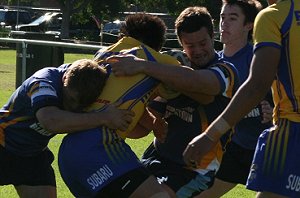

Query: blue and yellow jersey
<box><xmin>152</xmin><ymin>52</ymin><xmax>240</xmax><ymax>172</ymax></box>
<box><xmin>0</xmin><ymin>64</ymin><xmax>69</xmax><ymax>156</ymax></box>
<box><xmin>253</xmin><ymin>0</ymin><xmax>300</xmax><ymax>122</ymax></box>
<box><xmin>88</xmin><ymin>37</ymin><xmax>180</xmax><ymax>138</ymax></box>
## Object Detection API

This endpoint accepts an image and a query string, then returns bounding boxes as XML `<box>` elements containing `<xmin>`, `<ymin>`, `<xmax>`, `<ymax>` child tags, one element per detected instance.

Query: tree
<box><xmin>56</xmin><ymin>0</ymin><xmax>124</xmax><ymax>39</ymax></box>
<box><xmin>56</xmin><ymin>0</ymin><xmax>91</xmax><ymax>39</ymax></box>
<box><xmin>6</xmin><ymin>0</ymin><xmax>223</xmax><ymax>40</ymax></box>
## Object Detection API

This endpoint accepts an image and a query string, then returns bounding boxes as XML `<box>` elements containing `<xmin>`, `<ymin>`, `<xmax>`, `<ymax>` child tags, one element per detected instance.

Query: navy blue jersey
<box><xmin>0</xmin><ymin>64</ymin><xmax>69</xmax><ymax>156</ymax></box>
<box><xmin>151</xmin><ymin>52</ymin><xmax>240</xmax><ymax>172</ymax></box>
<box><xmin>219</xmin><ymin>43</ymin><xmax>272</xmax><ymax>149</ymax></box>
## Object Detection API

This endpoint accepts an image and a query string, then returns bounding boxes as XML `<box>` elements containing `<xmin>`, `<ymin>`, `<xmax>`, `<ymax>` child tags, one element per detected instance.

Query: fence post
<box><xmin>21</xmin><ymin>40</ymin><xmax>27</xmax><ymax>83</ymax></box>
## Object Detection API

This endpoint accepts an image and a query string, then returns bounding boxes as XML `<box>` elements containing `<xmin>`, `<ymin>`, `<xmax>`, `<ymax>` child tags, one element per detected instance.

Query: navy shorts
<box><xmin>216</xmin><ymin>141</ymin><xmax>254</xmax><ymax>185</ymax></box>
<box><xmin>246</xmin><ymin>119</ymin><xmax>300</xmax><ymax>197</ymax></box>
<box><xmin>141</xmin><ymin>143</ymin><xmax>215</xmax><ymax>198</ymax></box>
<box><xmin>95</xmin><ymin>167</ymin><xmax>151</xmax><ymax>198</ymax></box>
<box><xmin>58</xmin><ymin>128</ymin><xmax>150</xmax><ymax>197</ymax></box>
<box><xmin>0</xmin><ymin>145</ymin><xmax>55</xmax><ymax>186</ymax></box>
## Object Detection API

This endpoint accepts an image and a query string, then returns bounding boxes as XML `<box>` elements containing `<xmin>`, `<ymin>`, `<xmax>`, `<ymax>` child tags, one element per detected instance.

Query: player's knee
<box><xmin>149</xmin><ymin>191</ymin><xmax>171</xmax><ymax>198</ymax></box>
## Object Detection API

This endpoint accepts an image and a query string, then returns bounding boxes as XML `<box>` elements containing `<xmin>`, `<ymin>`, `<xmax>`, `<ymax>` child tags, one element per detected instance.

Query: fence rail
<box><xmin>0</xmin><ymin>37</ymin><xmax>105</xmax><ymax>83</ymax></box>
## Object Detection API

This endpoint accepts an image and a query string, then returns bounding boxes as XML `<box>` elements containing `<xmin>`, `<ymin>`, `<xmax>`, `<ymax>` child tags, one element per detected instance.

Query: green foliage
<box><xmin>0</xmin><ymin>27</ymin><xmax>10</xmax><ymax>38</ymax></box>
<box><xmin>119</xmin><ymin>0</ymin><xmax>222</xmax><ymax>20</ymax></box>
<box><xmin>6</xmin><ymin>0</ymin><xmax>223</xmax><ymax>41</ymax></box>
<box><xmin>7</xmin><ymin>0</ymin><xmax>39</xmax><ymax>7</ymax></box>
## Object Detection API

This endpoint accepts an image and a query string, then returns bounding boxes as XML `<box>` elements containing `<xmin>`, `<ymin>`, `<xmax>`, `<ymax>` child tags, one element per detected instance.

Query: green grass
<box><xmin>0</xmin><ymin>49</ymin><xmax>256</xmax><ymax>197</ymax></box>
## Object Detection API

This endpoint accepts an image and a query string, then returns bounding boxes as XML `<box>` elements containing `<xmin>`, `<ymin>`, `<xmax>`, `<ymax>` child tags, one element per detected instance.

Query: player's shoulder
<box><xmin>161</xmin><ymin>49</ymin><xmax>191</xmax><ymax>66</ymax></box>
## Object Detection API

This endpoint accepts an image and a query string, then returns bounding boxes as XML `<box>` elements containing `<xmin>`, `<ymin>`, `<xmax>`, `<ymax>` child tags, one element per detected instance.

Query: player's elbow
<box><xmin>36</xmin><ymin>106</ymin><xmax>63</xmax><ymax>134</ymax></box>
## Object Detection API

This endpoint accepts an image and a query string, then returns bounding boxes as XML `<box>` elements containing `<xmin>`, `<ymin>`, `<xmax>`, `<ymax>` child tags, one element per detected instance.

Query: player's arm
<box><xmin>127</xmin><ymin>97</ymin><xmax>168</xmax><ymax>142</ymax></box>
<box><xmin>127</xmin><ymin>107</ymin><xmax>168</xmax><ymax>142</ymax></box>
<box><xmin>260</xmin><ymin>100</ymin><xmax>273</xmax><ymax>124</ymax></box>
<box><xmin>126</xmin><ymin>107</ymin><xmax>158</xmax><ymax>139</ymax></box>
<box><xmin>183</xmin><ymin>46</ymin><xmax>279</xmax><ymax>166</ymax></box>
<box><xmin>108</xmin><ymin>56</ymin><xmax>222</xmax><ymax>97</ymax></box>
<box><xmin>36</xmin><ymin>102</ymin><xmax>134</xmax><ymax>134</ymax></box>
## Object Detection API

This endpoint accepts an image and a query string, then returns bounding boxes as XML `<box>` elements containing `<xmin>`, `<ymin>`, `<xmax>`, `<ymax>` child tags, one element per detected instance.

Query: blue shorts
<box><xmin>58</xmin><ymin>128</ymin><xmax>145</xmax><ymax>197</ymax></box>
<box><xmin>246</xmin><ymin>119</ymin><xmax>300</xmax><ymax>197</ymax></box>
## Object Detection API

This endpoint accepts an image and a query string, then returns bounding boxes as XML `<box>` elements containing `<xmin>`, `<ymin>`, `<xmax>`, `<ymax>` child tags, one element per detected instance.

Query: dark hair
<box><xmin>64</xmin><ymin>59</ymin><xmax>107</xmax><ymax>108</ymax></box>
<box><xmin>120</xmin><ymin>13</ymin><xmax>167</xmax><ymax>51</ymax></box>
<box><xmin>175</xmin><ymin>7</ymin><xmax>214</xmax><ymax>42</ymax></box>
<box><xmin>222</xmin><ymin>0</ymin><xmax>262</xmax><ymax>40</ymax></box>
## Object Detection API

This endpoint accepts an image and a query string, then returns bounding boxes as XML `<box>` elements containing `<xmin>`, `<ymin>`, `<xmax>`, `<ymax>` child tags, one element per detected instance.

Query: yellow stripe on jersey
<box><xmin>197</xmin><ymin>142</ymin><xmax>223</xmax><ymax>170</ymax></box>
<box><xmin>87</xmin><ymin>37</ymin><xmax>180</xmax><ymax>139</ymax></box>
<box><xmin>102</xmin><ymin>127</ymin><xmax>133</xmax><ymax>164</ymax></box>
<box><xmin>0</xmin><ymin>116</ymin><xmax>30</xmax><ymax>146</ymax></box>
<box><xmin>254</xmin><ymin>0</ymin><xmax>300</xmax><ymax>122</ymax></box>
<box><xmin>281</xmin><ymin>121</ymin><xmax>289</xmax><ymax>174</ymax></box>
<box><xmin>102</xmin><ymin>127</ymin><xmax>119</xmax><ymax>164</ymax></box>
<box><xmin>218</xmin><ymin>63</ymin><xmax>236</xmax><ymax>98</ymax></box>
<box><xmin>27</xmin><ymin>82</ymin><xmax>39</xmax><ymax>97</ymax></box>
<box><xmin>0</xmin><ymin>116</ymin><xmax>30</xmax><ymax>129</ymax></box>
<box><xmin>263</xmin><ymin>119</ymin><xmax>289</xmax><ymax>176</ymax></box>
<box><xmin>196</xmin><ymin>106</ymin><xmax>223</xmax><ymax>170</ymax></box>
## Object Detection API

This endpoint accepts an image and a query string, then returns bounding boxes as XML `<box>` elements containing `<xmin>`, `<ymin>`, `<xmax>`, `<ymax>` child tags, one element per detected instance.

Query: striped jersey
<box><xmin>0</xmin><ymin>64</ymin><xmax>69</xmax><ymax>156</ymax></box>
<box><xmin>152</xmin><ymin>52</ymin><xmax>240</xmax><ymax>172</ymax></box>
<box><xmin>87</xmin><ymin>36</ymin><xmax>180</xmax><ymax>138</ymax></box>
<box><xmin>253</xmin><ymin>0</ymin><xmax>300</xmax><ymax>123</ymax></box>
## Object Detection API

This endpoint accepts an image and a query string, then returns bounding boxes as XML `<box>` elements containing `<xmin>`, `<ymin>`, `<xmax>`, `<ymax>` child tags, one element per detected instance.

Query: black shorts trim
<box><xmin>95</xmin><ymin>167</ymin><xmax>151</xmax><ymax>198</ymax></box>
<box><xmin>141</xmin><ymin>143</ymin><xmax>215</xmax><ymax>196</ymax></box>
<box><xmin>216</xmin><ymin>141</ymin><xmax>254</xmax><ymax>184</ymax></box>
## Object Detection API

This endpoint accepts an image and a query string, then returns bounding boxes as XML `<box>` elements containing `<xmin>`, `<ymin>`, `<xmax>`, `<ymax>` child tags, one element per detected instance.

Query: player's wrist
<box><xmin>205</xmin><ymin>117</ymin><xmax>230</xmax><ymax>142</ymax></box>
<box><xmin>94</xmin><ymin>111</ymin><xmax>109</xmax><ymax>127</ymax></box>
<box><xmin>143</xmin><ymin>61</ymin><xmax>158</xmax><ymax>75</ymax></box>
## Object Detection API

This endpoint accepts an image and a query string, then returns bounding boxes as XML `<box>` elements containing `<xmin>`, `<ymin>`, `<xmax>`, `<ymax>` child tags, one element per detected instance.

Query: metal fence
<box><xmin>0</xmin><ymin>37</ymin><xmax>104</xmax><ymax>83</ymax></box>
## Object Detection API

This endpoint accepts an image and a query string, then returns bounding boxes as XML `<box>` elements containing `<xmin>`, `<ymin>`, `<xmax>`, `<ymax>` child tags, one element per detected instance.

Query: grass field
<box><xmin>0</xmin><ymin>49</ymin><xmax>256</xmax><ymax>197</ymax></box>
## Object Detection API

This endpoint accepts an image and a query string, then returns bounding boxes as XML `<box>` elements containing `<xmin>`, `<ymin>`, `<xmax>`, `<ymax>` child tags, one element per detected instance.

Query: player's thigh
<box><xmin>130</xmin><ymin>175</ymin><xmax>173</xmax><ymax>198</ymax></box>
<box><xmin>256</xmin><ymin>191</ymin><xmax>289</xmax><ymax>198</ymax></box>
<box><xmin>96</xmin><ymin>167</ymin><xmax>171</xmax><ymax>198</ymax></box>
<box><xmin>15</xmin><ymin>185</ymin><xmax>56</xmax><ymax>198</ymax></box>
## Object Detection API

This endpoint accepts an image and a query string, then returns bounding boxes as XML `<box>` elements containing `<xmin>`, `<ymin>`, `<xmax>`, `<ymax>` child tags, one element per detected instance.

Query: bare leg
<box><xmin>129</xmin><ymin>175</ymin><xmax>175</xmax><ymax>198</ymax></box>
<box><xmin>195</xmin><ymin>178</ymin><xmax>237</xmax><ymax>198</ymax></box>
<box><xmin>15</xmin><ymin>185</ymin><xmax>56</xmax><ymax>198</ymax></box>
<box><xmin>256</xmin><ymin>191</ymin><xmax>289</xmax><ymax>198</ymax></box>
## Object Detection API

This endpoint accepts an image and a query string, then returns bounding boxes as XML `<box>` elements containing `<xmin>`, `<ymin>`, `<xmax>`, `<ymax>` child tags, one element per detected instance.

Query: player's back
<box><xmin>253</xmin><ymin>0</ymin><xmax>300</xmax><ymax>122</ymax></box>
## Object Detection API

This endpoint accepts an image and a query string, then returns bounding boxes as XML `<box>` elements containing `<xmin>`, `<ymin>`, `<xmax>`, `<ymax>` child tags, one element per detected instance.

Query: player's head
<box><xmin>62</xmin><ymin>59</ymin><xmax>107</xmax><ymax>112</ymax></box>
<box><xmin>120</xmin><ymin>13</ymin><xmax>167</xmax><ymax>51</ymax></box>
<box><xmin>266</xmin><ymin>0</ymin><xmax>276</xmax><ymax>5</ymax></box>
<box><xmin>220</xmin><ymin>0</ymin><xmax>262</xmax><ymax>42</ymax></box>
<box><xmin>175</xmin><ymin>6</ymin><xmax>215</xmax><ymax>68</ymax></box>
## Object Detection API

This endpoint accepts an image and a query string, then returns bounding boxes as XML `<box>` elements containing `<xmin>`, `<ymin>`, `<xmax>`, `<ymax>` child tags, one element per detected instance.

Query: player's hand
<box><xmin>152</xmin><ymin>117</ymin><xmax>168</xmax><ymax>143</ymax></box>
<box><xmin>102</xmin><ymin>100</ymin><xmax>135</xmax><ymax>131</ymax></box>
<box><xmin>106</xmin><ymin>54</ymin><xmax>146</xmax><ymax>76</ymax></box>
<box><xmin>260</xmin><ymin>100</ymin><xmax>273</xmax><ymax>124</ymax></box>
<box><xmin>183</xmin><ymin>133</ymin><xmax>218</xmax><ymax>168</ymax></box>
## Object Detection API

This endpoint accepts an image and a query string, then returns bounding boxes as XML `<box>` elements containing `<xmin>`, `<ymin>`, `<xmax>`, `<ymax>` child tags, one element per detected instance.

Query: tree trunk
<box><xmin>60</xmin><ymin>0</ymin><xmax>71</xmax><ymax>39</ymax></box>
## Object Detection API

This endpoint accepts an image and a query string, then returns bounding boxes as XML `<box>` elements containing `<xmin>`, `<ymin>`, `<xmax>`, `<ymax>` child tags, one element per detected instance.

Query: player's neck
<box><xmin>223</xmin><ymin>39</ymin><xmax>248</xmax><ymax>57</ymax></box>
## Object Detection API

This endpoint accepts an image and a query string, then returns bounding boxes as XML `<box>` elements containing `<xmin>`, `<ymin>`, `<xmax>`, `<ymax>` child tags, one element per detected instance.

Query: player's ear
<box><xmin>245</xmin><ymin>22</ymin><xmax>253</xmax><ymax>31</ymax></box>
<box><xmin>62</xmin><ymin>73</ymin><xmax>67</xmax><ymax>86</ymax></box>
